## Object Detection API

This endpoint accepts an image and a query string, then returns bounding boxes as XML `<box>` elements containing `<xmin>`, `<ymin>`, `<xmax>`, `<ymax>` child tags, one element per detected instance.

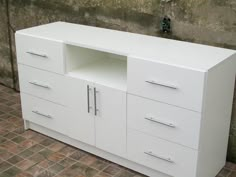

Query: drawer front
<box><xmin>21</xmin><ymin>93</ymin><xmax>68</xmax><ymax>135</ymax></box>
<box><xmin>15</xmin><ymin>33</ymin><xmax>64</xmax><ymax>74</ymax></box>
<box><xmin>127</xmin><ymin>129</ymin><xmax>198</xmax><ymax>177</ymax></box>
<box><xmin>18</xmin><ymin>64</ymin><xmax>66</xmax><ymax>106</ymax></box>
<box><xmin>127</xmin><ymin>57</ymin><xmax>205</xmax><ymax>112</ymax></box>
<box><xmin>127</xmin><ymin>95</ymin><xmax>201</xmax><ymax>149</ymax></box>
<box><xmin>18</xmin><ymin>64</ymin><xmax>94</xmax><ymax>109</ymax></box>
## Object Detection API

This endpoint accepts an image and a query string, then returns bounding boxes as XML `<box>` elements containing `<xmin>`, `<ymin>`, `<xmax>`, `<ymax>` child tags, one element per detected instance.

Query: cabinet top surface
<box><xmin>16</xmin><ymin>22</ymin><xmax>235</xmax><ymax>71</ymax></box>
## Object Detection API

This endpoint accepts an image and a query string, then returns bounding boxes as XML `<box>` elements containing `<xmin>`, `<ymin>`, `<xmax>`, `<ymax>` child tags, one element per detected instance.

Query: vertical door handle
<box><xmin>94</xmin><ymin>88</ymin><xmax>99</xmax><ymax>116</ymax></box>
<box><xmin>87</xmin><ymin>85</ymin><xmax>91</xmax><ymax>113</ymax></box>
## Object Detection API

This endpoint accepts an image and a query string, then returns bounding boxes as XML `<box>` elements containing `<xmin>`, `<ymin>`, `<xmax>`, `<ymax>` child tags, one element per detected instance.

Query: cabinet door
<box><xmin>94</xmin><ymin>84</ymin><xmax>126</xmax><ymax>157</ymax></box>
<box><xmin>66</xmin><ymin>77</ymin><xmax>95</xmax><ymax>146</ymax></box>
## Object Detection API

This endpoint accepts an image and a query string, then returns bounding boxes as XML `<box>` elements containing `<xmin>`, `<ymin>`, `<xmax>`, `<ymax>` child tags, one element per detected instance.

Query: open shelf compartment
<box><xmin>65</xmin><ymin>44</ymin><xmax>127</xmax><ymax>91</ymax></box>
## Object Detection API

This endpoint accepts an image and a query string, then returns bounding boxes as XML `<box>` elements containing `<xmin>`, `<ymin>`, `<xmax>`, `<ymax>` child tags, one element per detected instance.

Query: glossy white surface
<box><xmin>16</xmin><ymin>22</ymin><xmax>235</xmax><ymax>71</ymax></box>
<box><xmin>67</xmin><ymin>58</ymin><xmax>127</xmax><ymax>91</ymax></box>
<box><xmin>127</xmin><ymin>94</ymin><xmax>201</xmax><ymax>149</ymax></box>
<box><xmin>128</xmin><ymin>57</ymin><xmax>205</xmax><ymax>112</ymax></box>
<box><xmin>66</xmin><ymin>79</ymin><xmax>95</xmax><ymax>146</ymax></box>
<box><xmin>16</xmin><ymin>22</ymin><xmax>236</xmax><ymax>177</ymax></box>
<box><xmin>15</xmin><ymin>34</ymin><xmax>64</xmax><ymax>74</ymax></box>
<box><xmin>18</xmin><ymin>65</ymin><xmax>66</xmax><ymax>105</ymax></box>
<box><xmin>20</xmin><ymin>93</ymin><xmax>68</xmax><ymax>135</ymax></box>
<box><xmin>196</xmin><ymin>55</ymin><xmax>236</xmax><ymax>177</ymax></box>
<box><xmin>127</xmin><ymin>129</ymin><xmax>198</xmax><ymax>177</ymax></box>
<box><xmin>94</xmin><ymin>84</ymin><xmax>127</xmax><ymax>157</ymax></box>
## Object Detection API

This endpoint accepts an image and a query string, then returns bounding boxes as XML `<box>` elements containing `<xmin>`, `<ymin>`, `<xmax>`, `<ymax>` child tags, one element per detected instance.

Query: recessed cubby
<box><xmin>65</xmin><ymin>44</ymin><xmax>127</xmax><ymax>91</ymax></box>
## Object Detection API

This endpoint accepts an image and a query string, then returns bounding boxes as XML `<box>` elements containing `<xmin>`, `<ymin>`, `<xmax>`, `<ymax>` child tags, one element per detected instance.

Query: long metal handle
<box><xmin>94</xmin><ymin>87</ymin><xmax>98</xmax><ymax>116</ymax></box>
<box><xmin>144</xmin><ymin>151</ymin><xmax>174</xmax><ymax>163</ymax></box>
<box><xmin>29</xmin><ymin>81</ymin><xmax>50</xmax><ymax>89</ymax></box>
<box><xmin>26</xmin><ymin>51</ymin><xmax>48</xmax><ymax>58</ymax></box>
<box><xmin>145</xmin><ymin>80</ymin><xmax>178</xmax><ymax>89</ymax></box>
<box><xmin>145</xmin><ymin>117</ymin><xmax>176</xmax><ymax>128</ymax></box>
<box><xmin>32</xmin><ymin>110</ymin><xmax>52</xmax><ymax>119</ymax></box>
<box><xmin>87</xmin><ymin>85</ymin><xmax>91</xmax><ymax>113</ymax></box>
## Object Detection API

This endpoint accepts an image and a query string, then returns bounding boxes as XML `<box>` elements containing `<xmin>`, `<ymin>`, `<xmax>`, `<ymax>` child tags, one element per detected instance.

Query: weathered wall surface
<box><xmin>0</xmin><ymin>0</ymin><xmax>13</xmax><ymax>87</ymax></box>
<box><xmin>0</xmin><ymin>0</ymin><xmax>236</xmax><ymax>162</ymax></box>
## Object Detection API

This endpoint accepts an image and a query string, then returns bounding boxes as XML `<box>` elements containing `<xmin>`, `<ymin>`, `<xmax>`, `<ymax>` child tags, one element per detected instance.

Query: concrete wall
<box><xmin>0</xmin><ymin>0</ymin><xmax>13</xmax><ymax>88</ymax></box>
<box><xmin>0</xmin><ymin>0</ymin><xmax>236</xmax><ymax>162</ymax></box>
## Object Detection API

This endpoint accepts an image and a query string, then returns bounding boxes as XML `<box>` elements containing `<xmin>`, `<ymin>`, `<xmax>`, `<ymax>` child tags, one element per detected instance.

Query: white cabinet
<box><xmin>16</xmin><ymin>22</ymin><xmax>236</xmax><ymax>177</ymax></box>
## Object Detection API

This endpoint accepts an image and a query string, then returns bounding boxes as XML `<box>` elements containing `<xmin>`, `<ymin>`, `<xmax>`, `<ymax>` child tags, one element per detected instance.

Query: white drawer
<box><xmin>18</xmin><ymin>65</ymin><xmax>86</xmax><ymax>109</ymax></box>
<box><xmin>127</xmin><ymin>129</ymin><xmax>198</xmax><ymax>177</ymax></box>
<box><xmin>127</xmin><ymin>57</ymin><xmax>205</xmax><ymax>112</ymax></box>
<box><xmin>15</xmin><ymin>34</ymin><xmax>64</xmax><ymax>74</ymax></box>
<box><xmin>21</xmin><ymin>93</ymin><xmax>68</xmax><ymax>135</ymax></box>
<box><xmin>127</xmin><ymin>95</ymin><xmax>201</xmax><ymax>149</ymax></box>
<box><xmin>18</xmin><ymin>64</ymin><xmax>66</xmax><ymax>106</ymax></box>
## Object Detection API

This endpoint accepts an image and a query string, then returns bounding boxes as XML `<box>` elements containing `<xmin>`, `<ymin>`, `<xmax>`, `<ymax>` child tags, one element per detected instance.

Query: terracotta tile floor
<box><xmin>0</xmin><ymin>84</ymin><xmax>235</xmax><ymax>177</ymax></box>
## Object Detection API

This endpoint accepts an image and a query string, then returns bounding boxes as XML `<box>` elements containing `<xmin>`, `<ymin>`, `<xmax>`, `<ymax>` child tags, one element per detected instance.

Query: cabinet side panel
<box><xmin>197</xmin><ymin>54</ymin><xmax>236</xmax><ymax>177</ymax></box>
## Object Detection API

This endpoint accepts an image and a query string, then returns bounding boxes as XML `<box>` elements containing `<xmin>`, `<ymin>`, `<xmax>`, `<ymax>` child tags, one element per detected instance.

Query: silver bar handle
<box><xmin>94</xmin><ymin>88</ymin><xmax>99</xmax><ymax>116</ymax></box>
<box><xmin>144</xmin><ymin>151</ymin><xmax>174</xmax><ymax>163</ymax></box>
<box><xmin>32</xmin><ymin>110</ymin><xmax>52</xmax><ymax>119</ymax></box>
<box><xmin>26</xmin><ymin>51</ymin><xmax>48</xmax><ymax>58</ymax></box>
<box><xmin>29</xmin><ymin>81</ymin><xmax>50</xmax><ymax>89</ymax></box>
<box><xmin>145</xmin><ymin>80</ymin><xmax>178</xmax><ymax>89</ymax></box>
<box><xmin>145</xmin><ymin>117</ymin><xmax>176</xmax><ymax>128</ymax></box>
<box><xmin>87</xmin><ymin>85</ymin><xmax>91</xmax><ymax>113</ymax></box>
